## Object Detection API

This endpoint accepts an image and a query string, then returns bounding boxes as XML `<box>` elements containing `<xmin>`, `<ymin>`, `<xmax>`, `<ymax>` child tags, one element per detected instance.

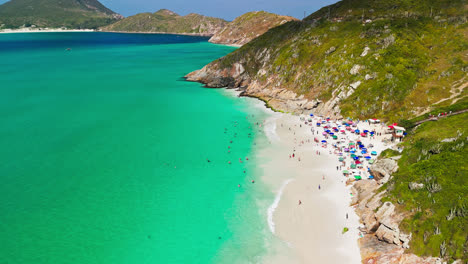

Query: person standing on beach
<box><xmin>299</xmin><ymin>200</ymin><xmax>302</xmax><ymax>205</ymax></box>
<box><xmin>346</xmin><ymin>213</ymin><xmax>348</xmax><ymax>220</ymax></box>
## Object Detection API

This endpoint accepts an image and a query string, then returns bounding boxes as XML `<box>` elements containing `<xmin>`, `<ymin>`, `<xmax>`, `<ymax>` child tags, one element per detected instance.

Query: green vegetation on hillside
<box><xmin>209</xmin><ymin>0</ymin><xmax>467</xmax><ymax>121</ymax></box>
<box><xmin>0</xmin><ymin>0</ymin><xmax>121</xmax><ymax>29</ymax></box>
<box><xmin>101</xmin><ymin>9</ymin><xmax>227</xmax><ymax>34</ymax></box>
<box><xmin>384</xmin><ymin>111</ymin><xmax>467</xmax><ymax>261</ymax></box>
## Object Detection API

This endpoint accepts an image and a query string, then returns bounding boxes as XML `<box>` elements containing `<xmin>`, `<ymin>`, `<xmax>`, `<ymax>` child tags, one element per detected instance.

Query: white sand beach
<box><xmin>252</xmin><ymin>107</ymin><xmax>395</xmax><ymax>263</ymax></box>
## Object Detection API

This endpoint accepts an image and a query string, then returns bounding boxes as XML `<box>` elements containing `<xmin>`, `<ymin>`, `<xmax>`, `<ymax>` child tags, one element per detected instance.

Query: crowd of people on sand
<box><xmin>280</xmin><ymin>114</ymin><xmax>392</xmax><ymax>227</ymax></box>
<box><xmin>202</xmin><ymin>111</ymin><xmax>393</xmax><ymax>239</ymax></box>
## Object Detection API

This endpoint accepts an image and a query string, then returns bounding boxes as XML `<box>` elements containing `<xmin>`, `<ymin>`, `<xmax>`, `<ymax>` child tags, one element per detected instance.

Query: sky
<box><xmin>0</xmin><ymin>0</ymin><xmax>338</xmax><ymax>20</ymax></box>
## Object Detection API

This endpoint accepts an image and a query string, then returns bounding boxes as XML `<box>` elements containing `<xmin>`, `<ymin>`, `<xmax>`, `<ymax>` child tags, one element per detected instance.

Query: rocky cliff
<box><xmin>208</xmin><ymin>11</ymin><xmax>297</xmax><ymax>46</ymax></box>
<box><xmin>101</xmin><ymin>9</ymin><xmax>227</xmax><ymax>36</ymax></box>
<box><xmin>186</xmin><ymin>0</ymin><xmax>467</xmax><ymax>121</ymax></box>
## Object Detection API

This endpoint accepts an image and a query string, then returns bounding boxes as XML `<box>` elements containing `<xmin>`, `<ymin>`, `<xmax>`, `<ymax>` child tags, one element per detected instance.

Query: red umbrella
<box><xmin>355</xmin><ymin>160</ymin><xmax>362</xmax><ymax>164</ymax></box>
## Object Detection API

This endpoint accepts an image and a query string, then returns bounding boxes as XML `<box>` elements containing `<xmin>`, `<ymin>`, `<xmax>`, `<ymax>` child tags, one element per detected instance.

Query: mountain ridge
<box><xmin>208</xmin><ymin>11</ymin><xmax>298</xmax><ymax>46</ymax></box>
<box><xmin>101</xmin><ymin>9</ymin><xmax>227</xmax><ymax>36</ymax></box>
<box><xmin>0</xmin><ymin>0</ymin><xmax>123</xmax><ymax>29</ymax></box>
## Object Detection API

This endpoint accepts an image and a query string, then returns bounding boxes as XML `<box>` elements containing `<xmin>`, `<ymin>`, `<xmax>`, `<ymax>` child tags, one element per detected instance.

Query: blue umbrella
<box><xmin>355</xmin><ymin>130</ymin><xmax>360</xmax><ymax>133</ymax></box>
<box><xmin>365</xmin><ymin>156</ymin><xmax>371</xmax><ymax>160</ymax></box>
<box><xmin>329</xmin><ymin>132</ymin><xmax>334</xmax><ymax>135</ymax></box>
<box><xmin>353</xmin><ymin>156</ymin><xmax>359</xmax><ymax>160</ymax></box>
<box><xmin>363</xmin><ymin>130</ymin><xmax>369</xmax><ymax>133</ymax></box>
<box><xmin>361</xmin><ymin>150</ymin><xmax>367</xmax><ymax>154</ymax></box>
<box><xmin>321</xmin><ymin>140</ymin><xmax>327</xmax><ymax>143</ymax></box>
<box><xmin>310</xmin><ymin>114</ymin><xmax>314</xmax><ymax>116</ymax></box>
<box><xmin>362</xmin><ymin>147</ymin><xmax>367</xmax><ymax>151</ymax></box>
<box><xmin>370</xmin><ymin>131</ymin><xmax>375</xmax><ymax>135</ymax></box>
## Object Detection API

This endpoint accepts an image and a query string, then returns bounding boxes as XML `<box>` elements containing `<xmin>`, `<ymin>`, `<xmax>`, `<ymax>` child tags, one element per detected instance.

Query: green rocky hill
<box><xmin>186</xmin><ymin>0</ymin><xmax>467</xmax><ymax>122</ymax></box>
<box><xmin>101</xmin><ymin>9</ymin><xmax>227</xmax><ymax>35</ymax></box>
<box><xmin>0</xmin><ymin>0</ymin><xmax>122</xmax><ymax>29</ymax></box>
<box><xmin>208</xmin><ymin>11</ymin><xmax>298</xmax><ymax>46</ymax></box>
<box><xmin>185</xmin><ymin>0</ymin><xmax>468</xmax><ymax>262</ymax></box>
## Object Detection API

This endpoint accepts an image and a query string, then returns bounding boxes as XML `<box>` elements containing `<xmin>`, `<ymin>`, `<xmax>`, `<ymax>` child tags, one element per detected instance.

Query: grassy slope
<box><xmin>212</xmin><ymin>0</ymin><xmax>467</xmax><ymax>122</ymax></box>
<box><xmin>383</xmin><ymin>106</ymin><xmax>467</xmax><ymax>261</ymax></box>
<box><xmin>0</xmin><ymin>0</ymin><xmax>120</xmax><ymax>29</ymax></box>
<box><xmin>102</xmin><ymin>9</ymin><xmax>226</xmax><ymax>34</ymax></box>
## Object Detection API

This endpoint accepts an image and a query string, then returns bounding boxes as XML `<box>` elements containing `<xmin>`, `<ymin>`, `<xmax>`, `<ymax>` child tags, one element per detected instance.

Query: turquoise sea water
<box><xmin>0</xmin><ymin>33</ymin><xmax>272</xmax><ymax>263</ymax></box>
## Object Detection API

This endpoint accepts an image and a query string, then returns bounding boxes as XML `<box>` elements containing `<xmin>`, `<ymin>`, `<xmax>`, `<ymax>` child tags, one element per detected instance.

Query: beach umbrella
<box><xmin>329</xmin><ymin>132</ymin><xmax>334</xmax><ymax>135</ymax></box>
<box><xmin>339</xmin><ymin>157</ymin><xmax>344</xmax><ymax>161</ymax></box>
<box><xmin>344</xmin><ymin>148</ymin><xmax>349</xmax><ymax>152</ymax></box>
<box><xmin>355</xmin><ymin>160</ymin><xmax>362</xmax><ymax>164</ymax></box>
<box><xmin>363</xmin><ymin>130</ymin><xmax>369</xmax><ymax>133</ymax></box>
<box><xmin>342</xmin><ymin>170</ymin><xmax>349</xmax><ymax>174</ymax></box>
<box><xmin>361</xmin><ymin>150</ymin><xmax>367</xmax><ymax>154</ymax></box>
<box><xmin>368</xmin><ymin>159</ymin><xmax>375</xmax><ymax>164</ymax></box>
<box><xmin>350</xmin><ymin>150</ymin><xmax>356</xmax><ymax>154</ymax></box>
<box><xmin>362</xmin><ymin>148</ymin><xmax>367</xmax><ymax>151</ymax></box>
<box><xmin>349</xmin><ymin>142</ymin><xmax>355</xmax><ymax>146</ymax></box>
<box><xmin>310</xmin><ymin>114</ymin><xmax>314</xmax><ymax>116</ymax></box>
<box><xmin>321</xmin><ymin>140</ymin><xmax>327</xmax><ymax>143</ymax></box>
<box><xmin>333</xmin><ymin>135</ymin><xmax>338</xmax><ymax>140</ymax></box>
<box><xmin>354</xmin><ymin>175</ymin><xmax>362</xmax><ymax>180</ymax></box>
<box><xmin>371</xmin><ymin>151</ymin><xmax>378</xmax><ymax>155</ymax></box>
<box><xmin>350</xmin><ymin>153</ymin><xmax>356</xmax><ymax>157</ymax></box>
<box><xmin>353</xmin><ymin>156</ymin><xmax>359</xmax><ymax>160</ymax></box>
<box><xmin>355</xmin><ymin>130</ymin><xmax>360</xmax><ymax>133</ymax></box>
<box><xmin>350</xmin><ymin>164</ymin><xmax>357</xmax><ymax>169</ymax></box>
<box><xmin>357</xmin><ymin>163</ymin><xmax>364</xmax><ymax>168</ymax></box>
<box><xmin>360</xmin><ymin>133</ymin><xmax>367</xmax><ymax>137</ymax></box>
<box><xmin>368</xmin><ymin>175</ymin><xmax>374</xmax><ymax>179</ymax></box>
<box><xmin>322</xmin><ymin>132</ymin><xmax>327</xmax><ymax>135</ymax></box>
<box><xmin>365</xmin><ymin>156</ymin><xmax>371</xmax><ymax>160</ymax></box>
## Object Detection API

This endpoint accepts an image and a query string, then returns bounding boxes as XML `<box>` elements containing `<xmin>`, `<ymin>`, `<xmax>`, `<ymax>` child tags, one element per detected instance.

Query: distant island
<box><xmin>100</xmin><ymin>9</ymin><xmax>227</xmax><ymax>36</ymax></box>
<box><xmin>0</xmin><ymin>0</ymin><xmax>123</xmax><ymax>29</ymax></box>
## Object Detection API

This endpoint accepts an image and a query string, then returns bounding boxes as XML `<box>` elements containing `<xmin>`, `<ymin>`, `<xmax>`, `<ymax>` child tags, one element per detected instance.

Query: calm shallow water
<box><xmin>0</xmin><ymin>32</ymin><xmax>272</xmax><ymax>264</ymax></box>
